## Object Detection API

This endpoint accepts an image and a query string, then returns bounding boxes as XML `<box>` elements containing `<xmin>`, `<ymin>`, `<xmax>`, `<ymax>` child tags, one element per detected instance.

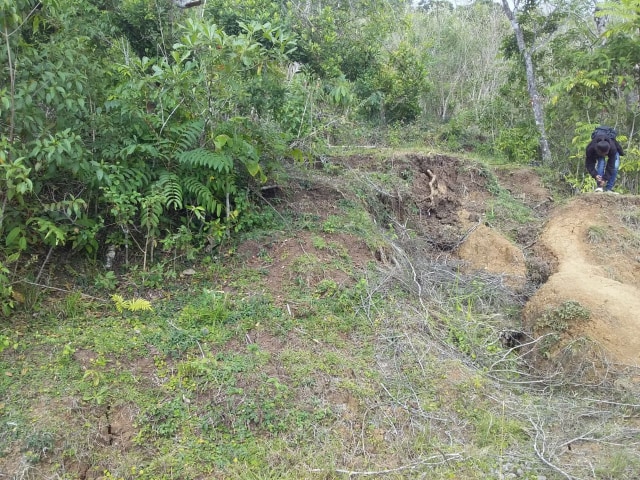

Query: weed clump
<box><xmin>535</xmin><ymin>301</ymin><xmax>590</xmax><ymax>332</ymax></box>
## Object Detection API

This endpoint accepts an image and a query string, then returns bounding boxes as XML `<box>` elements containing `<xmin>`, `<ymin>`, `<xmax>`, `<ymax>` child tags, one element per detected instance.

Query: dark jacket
<box><xmin>585</xmin><ymin>137</ymin><xmax>619</xmax><ymax>182</ymax></box>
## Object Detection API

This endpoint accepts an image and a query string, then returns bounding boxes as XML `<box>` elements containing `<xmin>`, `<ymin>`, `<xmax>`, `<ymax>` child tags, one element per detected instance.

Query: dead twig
<box><xmin>488</xmin><ymin>333</ymin><xmax>555</xmax><ymax>371</ymax></box>
<box><xmin>34</xmin><ymin>245</ymin><xmax>54</xmax><ymax>285</ymax></box>
<box><xmin>451</xmin><ymin>218</ymin><xmax>482</xmax><ymax>251</ymax></box>
<box><xmin>18</xmin><ymin>280</ymin><xmax>109</xmax><ymax>302</ymax></box>
<box><xmin>309</xmin><ymin>453</ymin><xmax>463</xmax><ymax>477</ymax></box>
<box><xmin>528</xmin><ymin>417</ymin><xmax>575</xmax><ymax>480</ymax></box>
<box><xmin>426</xmin><ymin>168</ymin><xmax>436</xmax><ymax>205</ymax></box>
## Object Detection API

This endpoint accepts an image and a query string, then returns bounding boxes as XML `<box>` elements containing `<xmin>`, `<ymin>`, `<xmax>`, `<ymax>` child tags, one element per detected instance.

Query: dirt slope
<box><xmin>452</xmin><ymin>166</ymin><xmax>640</xmax><ymax>368</ymax></box>
<box><xmin>522</xmin><ymin>194</ymin><xmax>640</xmax><ymax>366</ymax></box>
<box><xmin>3</xmin><ymin>153</ymin><xmax>639</xmax><ymax>480</ymax></box>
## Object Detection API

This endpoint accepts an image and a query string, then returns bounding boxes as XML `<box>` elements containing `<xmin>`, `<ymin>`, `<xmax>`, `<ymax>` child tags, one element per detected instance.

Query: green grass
<box><xmin>587</xmin><ymin>224</ymin><xmax>608</xmax><ymax>244</ymax></box>
<box><xmin>485</xmin><ymin>189</ymin><xmax>534</xmax><ymax>225</ymax></box>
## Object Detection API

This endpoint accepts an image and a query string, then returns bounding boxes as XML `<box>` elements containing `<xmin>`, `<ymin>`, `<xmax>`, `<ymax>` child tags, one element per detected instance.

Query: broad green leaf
<box><xmin>214</xmin><ymin>134</ymin><xmax>232</xmax><ymax>150</ymax></box>
<box><xmin>5</xmin><ymin>227</ymin><xmax>22</xmax><ymax>247</ymax></box>
<box><xmin>244</xmin><ymin>160</ymin><xmax>261</xmax><ymax>177</ymax></box>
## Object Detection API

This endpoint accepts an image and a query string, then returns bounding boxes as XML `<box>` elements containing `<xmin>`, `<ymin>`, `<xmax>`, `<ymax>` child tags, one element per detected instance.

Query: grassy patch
<box><xmin>485</xmin><ymin>189</ymin><xmax>534</xmax><ymax>225</ymax></box>
<box><xmin>586</xmin><ymin>224</ymin><xmax>608</xmax><ymax>244</ymax></box>
<box><xmin>535</xmin><ymin>300</ymin><xmax>590</xmax><ymax>332</ymax></box>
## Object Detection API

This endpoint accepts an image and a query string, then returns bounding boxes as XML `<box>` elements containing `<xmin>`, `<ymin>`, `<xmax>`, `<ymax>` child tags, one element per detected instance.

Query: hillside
<box><xmin>1</xmin><ymin>151</ymin><xmax>640</xmax><ymax>479</ymax></box>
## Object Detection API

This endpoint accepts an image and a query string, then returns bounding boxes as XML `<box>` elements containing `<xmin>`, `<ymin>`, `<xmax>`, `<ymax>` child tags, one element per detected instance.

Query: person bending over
<box><xmin>585</xmin><ymin>136</ymin><xmax>621</xmax><ymax>193</ymax></box>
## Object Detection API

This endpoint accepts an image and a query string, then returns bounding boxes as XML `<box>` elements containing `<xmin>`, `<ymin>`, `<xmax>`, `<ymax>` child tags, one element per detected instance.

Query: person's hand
<box><xmin>595</xmin><ymin>175</ymin><xmax>605</xmax><ymax>187</ymax></box>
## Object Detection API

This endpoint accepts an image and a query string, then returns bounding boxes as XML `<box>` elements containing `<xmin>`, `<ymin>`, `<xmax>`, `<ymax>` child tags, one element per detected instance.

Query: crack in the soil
<box><xmin>105</xmin><ymin>403</ymin><xmax>114</xmax><ymax>446</ymax></box>
<box><xmin>79</xmin><ymin>463</ymin><xmax>90</xmax><ymax>480</ymax></box>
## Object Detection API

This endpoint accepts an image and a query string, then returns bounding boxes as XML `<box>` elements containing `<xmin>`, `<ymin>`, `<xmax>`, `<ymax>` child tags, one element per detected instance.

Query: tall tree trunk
<box><xmin>500</xmin><ymin>0</ymin><xmax>552</xmax><ymax>165</ymax></box>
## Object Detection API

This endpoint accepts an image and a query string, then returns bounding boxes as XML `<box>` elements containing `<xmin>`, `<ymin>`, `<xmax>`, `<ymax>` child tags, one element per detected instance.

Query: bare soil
<box><xmin>522</xmin><ymin>194</ymin><xmax>640</xmax><ymax>366</ymax></box>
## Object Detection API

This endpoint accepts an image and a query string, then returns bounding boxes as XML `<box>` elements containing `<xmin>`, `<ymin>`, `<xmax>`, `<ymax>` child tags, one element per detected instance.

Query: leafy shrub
<box><xmin>495</xmin><ymin>126</ymin><xmax>539</xmax><ymax>164</ymax></box>
<box><xmin>0</xmin><ymin>256</ymin><xmax>17</xmax><ymax>316</ymax></box>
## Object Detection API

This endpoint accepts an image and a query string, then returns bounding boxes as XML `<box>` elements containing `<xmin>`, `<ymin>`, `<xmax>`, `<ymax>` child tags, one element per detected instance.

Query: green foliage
<box><xmin>0</xmin><ymin>0</ymin><xmax>310</xmax><ymax>272</ymax></box>
<box><xmin>619</xmin><ymin>146</ymin><xmax>640</xmax><ymax>193</ymax></box>
<box><xmin>140</xmin><ymin>396</ymin><xmax>188</xmax><ymax>438</ymax></box>
<box><xmin>94</xmin><ymin>271</ymin><xmax>118</xmax><ymax>291</ymax></box>
<box><xmin>472</xmin><ymin>409</ymin><xmax>526</xmax><ymax>449</ymax></box>
<box><xmin>563</xmin><ymin>172</ymin><xmax>597</xmax><ymax>194</ymax></box>
<box><xmin>111</xmin><ymin>294</ymin><xmax>153</xmax><ymax>313</ymax></box>
<box><xmin>100</xmin><ymin>17</ymin><xmax>298</xmax><ymax>255</ymax></box>
<box><xmin>536</xmin><ymin>301</ymin><xmax>590</xmax><ymax>332</ymax></box>
<box><xmin>0</xmin><ymin>333</ymin><xmax>9</xmax><ymax>354</ymax></box>
<box><xmin>3</xmin><ymin>0</ymin><xmax>636</xmax><ymax>282</ymax></box>
<box><xmin>594</xmin><ymin>449</ymin><xmax>640</xmax><ymax>479</ymax></box>
<box><xmin>108</xmin><ymin>0</ymin><xmax>178</xmax><ymax>58</ymax></box>
<box><xmin>0</xmin><ymin>157</ymin><xmax>33</xmax><ymax>206</ymax></box>
<box><xmin>0</xmin><ymin>0</ymin><xmax>109</xmax><ymax>258</ymax></box>
<box><xmin>0</xmin><ymin>253</ymin><xmax>19</xmax><ymax>316</ymax></box>
<box><xmin>495</xmin><ymin>126</ymin><xmax>540</xmax><ymax>164</ymax></box>
<box><xmin>356</xmin><ymin>41</ymin><xmax>431</xmax><ymax>124</ymax></box>
<box><xmin>544</xmin><ymin>3</ymin><xmax>640</xmax><ymax>185</ymax></box>
<box><xmin>485</xmin><ymin>189</ymin><xmax>533</xmax><ymax>225</ymax></box>
<box><xmin>177</xmin><ymin>290</ymin><xmax>232</xmax><ymax>330</ymax></box>
<box><xmin>321</xmin><ymin>200</ymin><xmax>378</xmax><ymax>238</ymax></box>
<box><xmin>23</xmin><ymin>430</ymin><xmax>55</xmax><ymax>464</ymax></box>
<box><xmin>587</xmin><ymin>225</ymin><xmax>608</xmax><ymax>244</ymax></box>
<box><xmin>412</xmin><ymin>1</ymin><xmax>510</xmax><ymax>150</ymax></box>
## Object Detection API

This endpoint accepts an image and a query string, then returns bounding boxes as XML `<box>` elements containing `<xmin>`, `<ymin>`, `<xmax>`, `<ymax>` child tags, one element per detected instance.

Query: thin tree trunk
<box><xmin>500</xmin><ymin>0</ymin><xmax>552</xmax><ymax>165</ymax></box>
<box><xmin>1</xmin><ymin>21</ymin><xmax>15</xmax><ymax>234</ymax></box>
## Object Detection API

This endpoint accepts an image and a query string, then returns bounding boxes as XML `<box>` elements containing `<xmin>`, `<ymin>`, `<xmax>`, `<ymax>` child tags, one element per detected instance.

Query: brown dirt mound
<box><xmin>457</xmin><ymin>224</ymin><xmax>527</xmax><ymax>291</ymax></box>
<box><xmin>523</xmin><ymin>194</ymin><xmax>640</xmax><ymax>367</ymax></box>
<box><xmin>378</xmin><ymin>158</ymin><xmax>640</xmax><ymax>372</ymax></box>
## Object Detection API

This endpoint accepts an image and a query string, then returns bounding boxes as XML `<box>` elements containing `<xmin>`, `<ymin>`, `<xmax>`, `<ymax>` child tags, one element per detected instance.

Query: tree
<box><xmin>500</xmin><ymin>0</ymin><xmax>552</xmax><ymax>164</ymax></box>
<box><xmin>413</xmin><ymin>1</ymin><xmax>509</xmax><ymax>124</ymax></box>
<box><xmin>1</xmin><ymin>0</ymin><xmax>107</xmax><ymax>254</ymax></box>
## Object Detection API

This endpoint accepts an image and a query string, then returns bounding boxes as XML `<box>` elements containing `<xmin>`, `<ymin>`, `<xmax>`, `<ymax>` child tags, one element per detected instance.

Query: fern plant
<box><xmin>181</xmin><ymin>176</ymin><xmax>223</xmax><ymax>216</ymax></box>
<box><xmin>169</xmin><ymin>120</ymin><xmax>205</xmax><ymax>154</ymax></box>
<box><xmin>111</xmin><ymin>294</ymin><xmax>153</xmax><ymax>313</ymax></box>
<box><xmin>156</xmin><ymin>171</ymin><xmax>183</xmax><ymax>210</ymax></box>
<box><xmin>94</xmin><ymin>16</ymin><xmax>293</xmax><ymax>267</ymax></box>
<box><xmin>177</xmin><ymin>148</ymin><xmax>233</xmax><ymax>172</ymax></box>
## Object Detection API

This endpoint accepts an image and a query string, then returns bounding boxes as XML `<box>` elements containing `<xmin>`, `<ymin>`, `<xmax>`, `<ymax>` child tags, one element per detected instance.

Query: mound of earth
<box><xmin>522</xmin><ymin>194</ymin><xmax>640</xmax><ymax>367</ymax></box>
<box><xmin>447</xmin><ymin>165</ymin><xmax>640</xmax><ymax>370</ymax></box>
<box><xmin>456</xmin><ymin>224</ymin><xmax>528</xmax><ymax>291</ymax></box>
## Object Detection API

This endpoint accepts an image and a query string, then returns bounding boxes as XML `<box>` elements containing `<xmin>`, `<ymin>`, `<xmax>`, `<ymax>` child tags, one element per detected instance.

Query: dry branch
<box><xmin>309</xmin><ymin>453</ymin><xmax>463</xmax><ymax>477</ymax></box>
